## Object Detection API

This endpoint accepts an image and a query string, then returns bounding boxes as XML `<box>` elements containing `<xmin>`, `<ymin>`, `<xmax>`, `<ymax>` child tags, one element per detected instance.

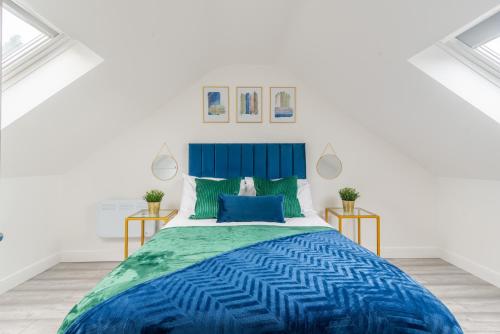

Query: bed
<box><xmin>58</xmin><ymin>143</ymin><xmax>462</xmax><ymax>334</ymax></box>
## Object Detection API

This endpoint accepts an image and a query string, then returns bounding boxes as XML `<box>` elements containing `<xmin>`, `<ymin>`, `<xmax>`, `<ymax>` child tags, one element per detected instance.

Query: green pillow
<box><xmin>253</xmin><ymin>176</ymin><xmax>303</xmax><ymax>218</ymax></box>
<box><xmin>190</xmin><ymin>178</ymin><xmax>241</xmax><ymax>219</ymax></box>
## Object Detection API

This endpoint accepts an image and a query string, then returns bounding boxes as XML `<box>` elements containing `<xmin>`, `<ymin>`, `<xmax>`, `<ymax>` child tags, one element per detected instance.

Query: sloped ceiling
<box><xmin>283</xmin><ymin>0</ymin><xmax>500</xmax><ymax>180</ymax></box>
<box><xmin>1</xmin><ymin>0</ymin><xmax>296</xmax><ymax>176</ymax></box>
<box><xmin>3</xmin><ymin>0</ymin><xmax>500</xmax><ymax>179</ymax></box>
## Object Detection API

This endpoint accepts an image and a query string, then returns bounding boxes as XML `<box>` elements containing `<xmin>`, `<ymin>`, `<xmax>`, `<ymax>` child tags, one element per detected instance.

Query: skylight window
<box><xmin>443</xmin><ymin>10</ymin><xmax>500</xmax><ymax>84</ymax></box>
<box><xmin>410</xmin><ymin>7</ymin><xmax>500</xmax><ymax>126</ymax></box>
<box><xmin>1</xmin><ymin>0</ymin><xmax>103</xmax><ymax>129</ymax></box>
<box><xmin>2</xmin><ymin>8</ymin><xmax>45</xmax><ymax>56</ymax></box>
<box><xmin>477</xmin><ymin>37</ymin><xmax>500</xmax><ymax>64</ymax></box>
<box><xmin>482</xmin><ymin>37</ymin><xmax>500</xmax><ymax>54</ymax></box>
<box><xmin>2</xmin><ymin>0</ymin><xmax>68</xmax><ymax>85</ymax></box>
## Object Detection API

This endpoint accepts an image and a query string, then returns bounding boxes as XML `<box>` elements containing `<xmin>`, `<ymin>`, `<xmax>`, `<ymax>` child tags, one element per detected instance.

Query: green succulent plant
<box><xmin>143</xmin><ymin>189</ymin><xmax>164</xmax><ymax>202</ymax></box>
<box><xmin>339</xmin><ymin>187</ymin><xmax>360</xmax><ymax>201</ymax></box>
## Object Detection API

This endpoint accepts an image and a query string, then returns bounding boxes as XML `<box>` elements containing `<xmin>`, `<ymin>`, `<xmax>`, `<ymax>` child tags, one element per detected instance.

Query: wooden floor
<box><xmin>0</xmin><ymin>259</ymin><xmax>499</xmax><ymax>333</ymax></box>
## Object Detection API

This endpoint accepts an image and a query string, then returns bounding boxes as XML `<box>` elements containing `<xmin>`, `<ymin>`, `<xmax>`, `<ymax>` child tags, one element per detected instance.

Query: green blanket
<box><xmin>58</xmin><ymin>225</ymin><xmax>331</xmax><ymax>333</ymax></box>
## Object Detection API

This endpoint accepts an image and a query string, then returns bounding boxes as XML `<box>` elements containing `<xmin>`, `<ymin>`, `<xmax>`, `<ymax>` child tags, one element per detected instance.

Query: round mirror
<box><xmin>316</xmin><ymin>154</ymin><xmax>342</xmax><ymax>179</ymax></box>
<box><xmin>151</xmin><ymin>154</ymin><xmax>178</xmax><ymax>181</ymax></box>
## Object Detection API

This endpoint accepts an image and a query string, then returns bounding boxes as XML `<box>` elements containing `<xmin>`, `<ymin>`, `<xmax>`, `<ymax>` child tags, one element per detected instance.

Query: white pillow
<box><xmin>179</xmin><ymin>174</ymin><xmax>246</xmax><ymax>216</ymax></box>
<box><xmin>243</xmin><ymin>177</ymin><xmax>257</xmax><ymax>196</ymax></box>
<box><xmin>297</xmin><ymin>179</ymin><xmax>315</xmax><ymax>214</ymax></box>
<box><xmin>179</xmin><ymin>174</ymin><xmax>197</xmax><ymax>215</ymax></box>
<box><xmin>244</xmin><ymin>177</ymin><xmax>315</xmax><ymax>214</ymax></box>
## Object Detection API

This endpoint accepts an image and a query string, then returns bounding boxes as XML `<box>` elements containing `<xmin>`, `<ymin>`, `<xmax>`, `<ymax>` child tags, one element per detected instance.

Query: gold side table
<box><xmin>124</xmin><ymin>209</ymin><xmax>178</xmax><ymax>259</ymax></box>
<box><xmin>325</xmin><ymin>207</ymin><xmax>381</xmax><ymax>256</ymax></box>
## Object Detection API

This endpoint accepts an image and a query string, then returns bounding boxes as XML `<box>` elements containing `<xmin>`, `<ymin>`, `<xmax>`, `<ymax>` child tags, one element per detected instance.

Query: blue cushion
<box><xmin>217</xmin><ymin>194</ymin><xmax>285</xmax><ymax>223</ymax></box>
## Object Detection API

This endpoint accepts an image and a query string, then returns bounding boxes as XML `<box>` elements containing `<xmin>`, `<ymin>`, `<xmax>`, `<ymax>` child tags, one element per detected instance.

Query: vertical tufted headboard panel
<box><xmin>188</xmin><ymin>143</ymin><xmax>306</xmax><ymax>179</ymax></box>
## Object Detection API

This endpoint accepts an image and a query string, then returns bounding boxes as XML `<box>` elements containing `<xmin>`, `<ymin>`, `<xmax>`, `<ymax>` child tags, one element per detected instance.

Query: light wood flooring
<box><xmin>0</xmin><ymin>259</ymin><xmax>499</xmax><ymax>333</ymax></box>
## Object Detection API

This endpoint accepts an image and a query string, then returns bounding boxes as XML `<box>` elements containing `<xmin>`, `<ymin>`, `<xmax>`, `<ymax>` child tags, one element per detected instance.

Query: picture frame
<box><xmin>236</xmin><ymin>86</ymin><xmax>263</xmax><ymax>123</ymax></box>
<box><xmin>270</xmin><ymin>87</ymin><xmax>296</xmax><ymax>123</ymax></box>
<box><xmin>203</xmin><ymin>86</ymin><xmax>230</xmax><ymax>123</ymax></box>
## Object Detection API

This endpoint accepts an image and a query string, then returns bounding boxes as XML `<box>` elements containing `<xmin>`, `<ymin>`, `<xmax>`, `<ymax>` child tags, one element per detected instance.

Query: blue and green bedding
<box><xmin>59</xmin><ymin>225</ymin><xmax>462</xmax><ymax>334</ymax></box>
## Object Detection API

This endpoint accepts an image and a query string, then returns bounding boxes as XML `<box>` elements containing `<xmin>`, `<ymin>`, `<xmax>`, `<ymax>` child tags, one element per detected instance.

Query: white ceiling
<box><xmin>1</xmin><ymin>0</ymin><xmax>295</xmax><ymax>176</ymax></box>
<box><xmin>282</xmin><ymin>0</ymin><xmax>500</xmax><ymax>179</ymax></box>
<box><xmin>3</xmin><ymin>0</ymin><xmax>500</xmax><ymax>179</ymax></box>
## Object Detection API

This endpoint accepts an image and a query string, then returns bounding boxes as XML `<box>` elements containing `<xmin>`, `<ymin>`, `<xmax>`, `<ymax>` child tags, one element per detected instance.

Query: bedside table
<box><xmin>325</xmin><ymin>207</ymin><xmax>381</xmax><ymax>256</ymax></box>
<box><xmin>124</xmin><ymin>209</ymin><xmax>178</xmax><ymax>259</ymax></box>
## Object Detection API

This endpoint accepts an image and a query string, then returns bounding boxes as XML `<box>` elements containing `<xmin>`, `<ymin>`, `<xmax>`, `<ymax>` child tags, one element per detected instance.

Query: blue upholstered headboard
<box><xmin>189</xmin><ymin>143</ymin><xmax>306</xmax><ymax>179</ymax></box>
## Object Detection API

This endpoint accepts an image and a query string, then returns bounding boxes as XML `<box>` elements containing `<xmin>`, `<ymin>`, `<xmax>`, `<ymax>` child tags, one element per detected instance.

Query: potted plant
<box><xmin>143</xmin><ymin>189</ymin><xmax>164</xmax><ymax>215</ymax></box>
<box><xmin>338</xmin><ymin>187</ymin><xmax>360</xmax><ymax>212</ymax></box>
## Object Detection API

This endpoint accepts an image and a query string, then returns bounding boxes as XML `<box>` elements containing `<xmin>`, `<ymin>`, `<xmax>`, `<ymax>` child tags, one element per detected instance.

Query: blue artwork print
<box><xmin>274</xmin><ymin>91</ymin><xmax>293</xmax><ymax>118</ymax></box>
<box><xmin>208</xmin><ymin>92</ymin><xmax>220</xmax><ymax>106</ymax></box>
<box><xmin>239</xmin><ymin>91</ymin><xmax>259</xmax><ymax>115</ymax></box>
<box><xmin>207</xmin><ymin>91</ymin><xmax>225</xmax><ymax>115</ymax></box>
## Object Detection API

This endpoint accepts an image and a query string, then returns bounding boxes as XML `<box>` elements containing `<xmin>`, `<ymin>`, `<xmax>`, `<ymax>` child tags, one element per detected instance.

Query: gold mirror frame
<box><xmin>151</xmin><ymin>144</ymin><xmax>178</xmax><ymax>181</ymax></box>
<box><xmin>316</xmin><ymin>143</ymin><xmax>343</xmax><ymax>180</ymax></box>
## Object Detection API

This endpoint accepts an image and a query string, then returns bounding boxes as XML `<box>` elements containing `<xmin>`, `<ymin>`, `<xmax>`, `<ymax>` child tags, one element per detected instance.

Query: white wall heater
<box><xmin>97</xmin><ymin>200</ymin><xmax>156</xmax><ymax>238</ymax></box>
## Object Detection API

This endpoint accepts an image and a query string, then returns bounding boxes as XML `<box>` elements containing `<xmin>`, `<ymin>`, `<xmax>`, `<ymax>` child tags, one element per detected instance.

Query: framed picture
<box><xmin>203</xmin><ymin>86</ymin><xmax>229</xmax><ymax>123</ymax></box>
<box><xmin>236</xmin><ymin>87</ymin><xmax>263</xmax><ymax>123</ymax></box>
<box><xmin>270</xmin><ymin>87</ymin><xmax>296</xmax><ymax>123</ymax></box>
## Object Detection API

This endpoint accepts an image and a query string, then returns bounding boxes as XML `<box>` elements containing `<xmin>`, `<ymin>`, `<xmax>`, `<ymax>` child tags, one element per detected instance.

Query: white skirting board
<box><xmin>440</xmin><ymin>249</ymin><xmax>500</xmax><ymax>289</ymax></box>
<box><xmin>0</xmin><ymin>253</ymin><xmax>60</xmax><ymax>295</ymax></box>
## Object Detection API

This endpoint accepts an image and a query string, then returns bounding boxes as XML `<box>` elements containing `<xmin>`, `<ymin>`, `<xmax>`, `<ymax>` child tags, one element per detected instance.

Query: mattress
<box><xmin>164</xmin><ymin>211</ymin><xmax>332</xmax><ymax>228</ymax></box>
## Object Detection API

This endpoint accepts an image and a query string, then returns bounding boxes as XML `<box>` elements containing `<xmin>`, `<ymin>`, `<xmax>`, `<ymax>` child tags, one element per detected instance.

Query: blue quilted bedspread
<box><xmin>65</xmin><ymin>230</ymin><xmax>462</xmax><ymax>334</ymax></box>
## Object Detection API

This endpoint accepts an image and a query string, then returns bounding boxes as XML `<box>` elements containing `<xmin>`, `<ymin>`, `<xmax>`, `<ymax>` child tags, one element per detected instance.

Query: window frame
<box><xmin>435</xmin><ymin>7</ymin><xmax>500</xmax><ymax>89</ymax></box>
<box><xmin>476</xmin><ymin>41</ymin><xmax>500</xmax><ymax>69</ymax></box>
<box><xmin>440</xmin><ymin>38</ymin><xmax>500</xmax><ymax>90</ymax></box>
<box><xmin>2</xmin><ymin>0</ymin><xmax>71</xmax><ymax>88</ymax></box>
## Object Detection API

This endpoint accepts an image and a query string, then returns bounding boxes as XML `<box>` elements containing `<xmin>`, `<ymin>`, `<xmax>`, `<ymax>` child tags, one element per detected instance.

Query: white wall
<box><xmin>58</xmin><ymin>65</ymin><xmax>438</xmax><ymax>261</ymax></box>
<box><xmin>0</xmin><ymin>175</ymin><xmax>62</xmax><ymax>294</ymax></box>
<box><xmin>438</xmin><ymin>177</ymin><xmax>500</xmax><ymax>287</ymax></box>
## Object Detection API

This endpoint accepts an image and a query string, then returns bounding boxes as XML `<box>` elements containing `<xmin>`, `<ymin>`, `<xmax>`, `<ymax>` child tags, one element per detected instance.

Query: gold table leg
<box><xmin>376</xmin><ymin>216</ymin><xmax>381</xmax><ymax>256</ymax></box>
<box><xmin>140</xmin><ymin>220</ymin><xmax>145</xmax><ymax>246</ymax></box>
<box><xmin>325</xmin><ymin>208</ymin><xmax>329</xmax><ymax>223</ymax></box>
<box><xmin>124</xmin><ymin>218</ymin><xmax>129</xmax><ymax>259</ymax></box>
<box><xmin>357</xmin><ymin>217</ymin><xmax>361</xmax><ymax>244</ymax></box>
<box><xmin>338</xmin><ymin>217</ymin><xmax>343</xmax><ymax>234</ymax></box>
